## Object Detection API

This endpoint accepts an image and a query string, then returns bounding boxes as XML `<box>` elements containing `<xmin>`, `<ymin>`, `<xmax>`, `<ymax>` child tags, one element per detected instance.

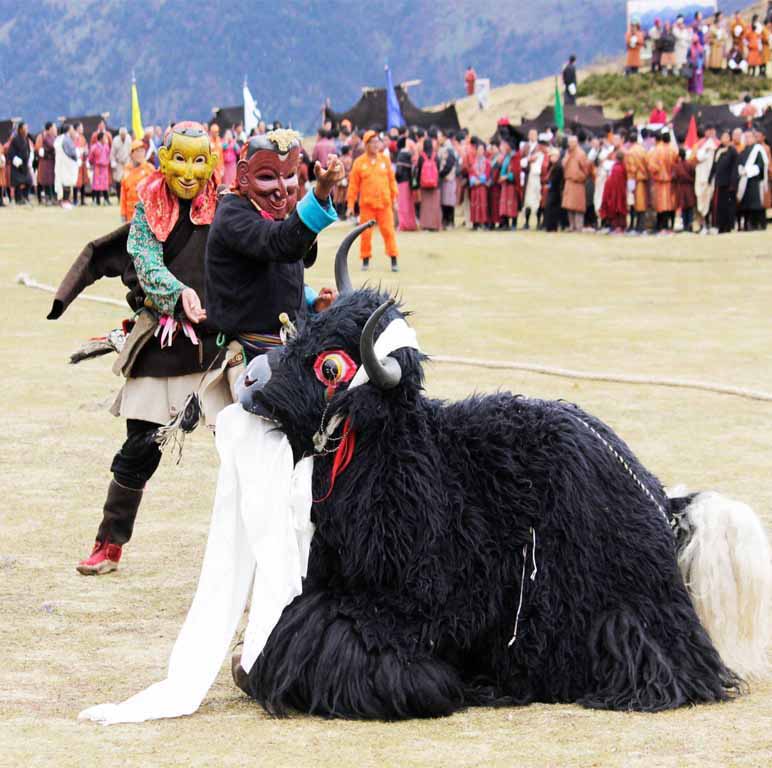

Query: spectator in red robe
<box><xmin>465</xmin><ymin>66</ymin><xmax>477</xmax><ymax>96</ymax></box>
<box><xmin>487</xmin><ymin>139</ymin><xmax>502</xmax><ymax>228</ymax></box>
<box><xmin>469</xmin><ymin>141</ymin><xmax>490</xmax><ymax>229</ymax></box>
<box><xmin>600</xmin><ymin>151</ymin><xmax>628</xmax><ymax>232</ymax></box>
<box><xmin>498</xmin><ymin>140</ymin><xmax>521</xmax><ymax>229</ymax></box>
<box><xmin>649</xmin><ymin>100</ymin><xmax>668</xmax><ymax>124</ymax></box>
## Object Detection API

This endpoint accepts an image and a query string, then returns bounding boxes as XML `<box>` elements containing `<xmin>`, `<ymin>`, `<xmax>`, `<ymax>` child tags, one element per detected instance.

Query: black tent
<box><xmin>503</xmin><ymin>105</ymin><xmax>634</xmax><ymax>143</ymax></box>
<box><xmin>325</xmin><ymin>86</ymin><xmax>460</xmax><ymax>132</ymax></box>
<box><xmin>60</xmin><ymin>114</ymin><xmax>114</xmax><ymax>138</ymax></box>
<box><xmin>211</xmin><ymin>106</ymin><xmax>243</xmax><ymax>133</ymax></box>
<box><xmin>0</xmin><ymin>119</ymin><xmax>14</xmax><ymax>144</ymax></box>
<box><xmin>671</xmin><ymin>102</ymin><xmax>756</xmax><ymax>141</ymax></box>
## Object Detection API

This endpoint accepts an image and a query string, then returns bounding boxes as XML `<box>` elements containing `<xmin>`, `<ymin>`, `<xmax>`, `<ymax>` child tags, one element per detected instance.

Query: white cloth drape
<box><xmin>78</xmin><ymin>405</ymin><xmax>313</xmax><ymax>725</ymax></box>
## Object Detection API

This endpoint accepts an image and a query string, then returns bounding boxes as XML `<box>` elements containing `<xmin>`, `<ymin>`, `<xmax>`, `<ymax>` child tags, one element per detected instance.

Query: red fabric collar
<box><xmin>314</xmin><ymin>418</ymin><xmax>356</xmax><ymax>503</ymax></box>
<box><xmin>136</xmin><ymin>170</ymin><xmax>218</xmax><ymax>242</ymax></box>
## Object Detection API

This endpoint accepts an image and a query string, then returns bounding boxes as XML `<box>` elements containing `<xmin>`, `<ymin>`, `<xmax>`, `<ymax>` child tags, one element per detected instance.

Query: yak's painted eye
<box><xmin>322</xmin><ymin>357</ymin><xmax>342</xmax><ymax>381</ymax></box>
<box><xmin>313</xmin><ymin>350</ymin><xmax>357</xmax><ymax>388</ymax></box>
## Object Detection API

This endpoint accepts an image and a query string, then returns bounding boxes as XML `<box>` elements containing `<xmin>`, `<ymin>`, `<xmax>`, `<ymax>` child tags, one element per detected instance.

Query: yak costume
<box><xmin>48</xmin><ymin>121</ymin><xmax>231</xmax><ymax>575</ymax></box>
<box><xmin>80</xmin><ymin>227</ymin><xmax>771</xmax><ymax>725</ymax></box>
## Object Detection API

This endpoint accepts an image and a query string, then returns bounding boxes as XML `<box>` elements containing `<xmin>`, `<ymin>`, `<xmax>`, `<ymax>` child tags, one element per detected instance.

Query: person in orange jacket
<box><xmin>346</xmin><ymin>130</ymin><xmax>399</xmax><ymax>272</ymax></box>
<box><xmin>120</xmin><ymin>139</ymin><xmax>156</xmax><ymax>222</ymax></box>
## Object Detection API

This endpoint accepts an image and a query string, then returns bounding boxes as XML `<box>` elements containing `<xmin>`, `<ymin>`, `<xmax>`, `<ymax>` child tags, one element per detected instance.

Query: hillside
<box><xmin>0</xmin><ymin>0</ymin><xmax>735</xmax><ymax>133</ymax></box>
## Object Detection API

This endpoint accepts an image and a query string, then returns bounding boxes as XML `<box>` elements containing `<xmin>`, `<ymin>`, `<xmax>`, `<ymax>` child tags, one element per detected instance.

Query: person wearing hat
<box><xmin>120</xmin><ymin>138</ymin><xmax>156</xmax><ymax>222</ymax></box>
<box><xmin>346</xmin><ymin>130</ymin><xmax>399</xmax><ymax>272</ymax></box>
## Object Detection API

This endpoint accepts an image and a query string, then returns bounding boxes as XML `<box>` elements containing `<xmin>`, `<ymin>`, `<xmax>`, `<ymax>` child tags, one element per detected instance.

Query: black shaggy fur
<box><xmin>245</xmin><ymin>289</ymin><xmax>739</xmax><ymax>719</ymax></box>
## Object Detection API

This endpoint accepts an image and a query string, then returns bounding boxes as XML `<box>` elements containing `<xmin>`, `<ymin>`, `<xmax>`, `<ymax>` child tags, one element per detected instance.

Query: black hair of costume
<box><xmin>244</xmin><ymin>289</ymin><xmax>740</xmax><ymax>719</ymax></box>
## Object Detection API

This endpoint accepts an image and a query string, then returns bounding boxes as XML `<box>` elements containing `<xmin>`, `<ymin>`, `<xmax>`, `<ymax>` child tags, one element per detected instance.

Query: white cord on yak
<box><xmin>16</xmin><ymin>274</ymin><xmax>772</xmax><ymax>404</ymax></box>
<box><xmin>508</xmin><ymin>527</ymin><xmax>537</xmax><ymax>648</ymax></box>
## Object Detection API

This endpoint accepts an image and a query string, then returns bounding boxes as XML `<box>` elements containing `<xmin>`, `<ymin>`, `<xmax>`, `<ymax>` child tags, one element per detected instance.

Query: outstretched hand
<box><xmin>314</xmin><ymin>155</ymin><xmax>345</xmax><ymax>201</ymax></box>
<box><xmin>312</xmin><ymin>287</ymin><xmax>337</xmax><ymax>313</ymax></box>
<box><xmin>181</xmin><ymin>287</ymin><xmax>207</xmax><ymax>324</ymax></box>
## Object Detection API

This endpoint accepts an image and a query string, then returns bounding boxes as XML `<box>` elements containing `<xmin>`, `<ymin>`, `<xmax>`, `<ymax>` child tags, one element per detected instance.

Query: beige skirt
<box><xmin>110</xmin><ymin>341</ymin><xmax>244</xmax><ymax>426</ymax></box>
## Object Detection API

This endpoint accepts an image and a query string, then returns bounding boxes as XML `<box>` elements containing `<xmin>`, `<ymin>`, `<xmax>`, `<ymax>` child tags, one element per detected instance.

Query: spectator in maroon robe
<box><xmin>487</xmin><ymin>139</ymin><xmax>502</xmax><ymax>228</ymax></box>
<box><xmin>672</xmin><ymin>148</ymin><xmax>697</xmax><ymax>232</ymax></box>
<box><xmin>600</xmin><ymin>151</ymin><xmax>628</xmax><ymax>232</ymax></box>
<box><xmin>38</xmin><ymin>122</ymin><xmax>57</xmax><ymax>204</ymax></box>
<box><xmin>311</xmin><ymin>128</ymin><xmax>335</xmax><ymax>169</ymax></box>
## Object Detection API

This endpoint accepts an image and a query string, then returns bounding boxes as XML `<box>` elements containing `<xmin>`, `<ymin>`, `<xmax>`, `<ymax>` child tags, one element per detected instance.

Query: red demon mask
<box><xmin>236</xmin><ymin>130</ymin><xmax>301</xmax><ymax>220</ymax></box>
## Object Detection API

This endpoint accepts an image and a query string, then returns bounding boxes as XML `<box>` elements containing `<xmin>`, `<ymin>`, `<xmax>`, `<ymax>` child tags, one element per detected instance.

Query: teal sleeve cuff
<box><xmin>304</xmin><ymin>285</ymin><xmax>318</xmax><ymax>310</ymax></box>
<box><xmin>297</xmin><ymin>192</ymin><xmax>338</xmax><ymax>234</ymax></box>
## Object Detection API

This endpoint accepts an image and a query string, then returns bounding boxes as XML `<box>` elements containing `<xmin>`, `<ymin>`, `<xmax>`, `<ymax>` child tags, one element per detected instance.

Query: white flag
<box><xmin>243</xmin><ymin>83</ymin><xmax>261</xmax><ymax>134</ymax></box>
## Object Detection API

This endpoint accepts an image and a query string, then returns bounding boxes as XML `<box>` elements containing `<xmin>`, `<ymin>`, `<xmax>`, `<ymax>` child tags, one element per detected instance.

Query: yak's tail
<box><xmin>670</xmin><ymin>487</ymin><xmax>771</xmax><ymax>679</ymax></box>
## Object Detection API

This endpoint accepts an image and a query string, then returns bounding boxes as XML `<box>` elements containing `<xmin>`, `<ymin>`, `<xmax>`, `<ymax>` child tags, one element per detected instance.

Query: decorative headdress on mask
<box><xmin>236</xmin><ymin>129</ymin><xmax>301</xmax><ymax>220</ymax></box>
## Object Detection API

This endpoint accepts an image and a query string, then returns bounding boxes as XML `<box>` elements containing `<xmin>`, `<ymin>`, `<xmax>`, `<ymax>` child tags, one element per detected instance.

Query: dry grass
<box><xmin>451</xmin><ymin>59</ymin><xmax>622</xmax><ymax>139</ymax></box>
<box><xmin>1</xmin><ymin>205</ymin><xmax>771</xmax><ymax>767</ymax></box>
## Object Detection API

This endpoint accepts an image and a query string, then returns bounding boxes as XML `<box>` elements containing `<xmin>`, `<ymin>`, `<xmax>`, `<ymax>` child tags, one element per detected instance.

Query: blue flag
<box><xmin>385</xmin><ymin>65</ymin><xmax>404</xmax><ymax>130</ymax></box>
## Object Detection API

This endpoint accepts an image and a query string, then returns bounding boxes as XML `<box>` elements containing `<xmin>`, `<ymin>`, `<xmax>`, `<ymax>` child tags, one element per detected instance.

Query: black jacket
<box><xmin>710</xmin><ymin>146</ymin><xmax>739</xmax><ymax>189</ymax></box>
<box><xmin>737</xmin><ymin>145</ymin><xmax>767</xmax><ymax>211</ymax></box>
<box><xmin>205</xmin><ymin>194</ymin><xmax>319</xmax><ymax>336</ymax></box>
<box><xmin>9</xmin><ymin>132</ymin><xmax>31</xmax><ymax>186</ymax></box>
<box><xmin>395</xmin><ymin>149</ymin><xmax>413</xmax><ymax>184</ymax></box>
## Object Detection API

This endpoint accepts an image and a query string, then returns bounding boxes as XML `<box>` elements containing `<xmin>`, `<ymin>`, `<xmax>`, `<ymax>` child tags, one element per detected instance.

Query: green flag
<box><xmin>554</xmin><ymin>78</ymin><xmax>564</xmax><ymax>132</ymax></box>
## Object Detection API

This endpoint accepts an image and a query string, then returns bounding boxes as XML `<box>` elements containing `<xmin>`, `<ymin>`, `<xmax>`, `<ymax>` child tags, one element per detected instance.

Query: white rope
<box><xmin>15</xmin><ymin>272</ymin><xmax>125</xmax><ymax>309</ymax></box>
<box><xmin>16</xmin><ymin>273</ymin><xmax>771</xmax><ymax>404</ymax></box>
<box><xmin>431</xmin><ymin>355</ymin><xmax>772</xmax><ymax>404</ymax></box>
<box><xmin>508</xmin><ymin>526</ymin><xmax>537</xmax><ymax>648</ymax></box>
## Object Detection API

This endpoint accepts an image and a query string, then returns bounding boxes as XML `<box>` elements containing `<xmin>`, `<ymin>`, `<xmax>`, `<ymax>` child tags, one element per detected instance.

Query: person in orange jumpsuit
<box><xmin>346</xmin><ymin>130</ymin><xmax>399</xmax><ymax>272</ymax></box>
<box><xmin>120</xmin><ymin>139</ymin><xmax>156</xmax><ymax>222</ymax></box>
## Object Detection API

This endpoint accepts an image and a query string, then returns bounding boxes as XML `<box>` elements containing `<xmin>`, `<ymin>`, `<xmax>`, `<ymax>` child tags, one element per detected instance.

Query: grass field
<box><xmin>1</xmin><ymin>205</ymin><xmax>771</xmax><ymax>767</ymax></box>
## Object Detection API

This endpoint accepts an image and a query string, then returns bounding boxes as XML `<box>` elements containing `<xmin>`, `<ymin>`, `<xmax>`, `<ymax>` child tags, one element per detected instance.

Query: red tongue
<box><xmin>314</xmin><ymin>418</ymin><xmax>355</xmax><ymax>503</ymax></box>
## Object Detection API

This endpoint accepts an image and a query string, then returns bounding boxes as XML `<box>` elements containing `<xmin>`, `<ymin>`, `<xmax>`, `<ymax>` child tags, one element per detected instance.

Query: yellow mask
<box><xmin>158</xmin><ymin>123</ymin><xmax>217</xmax><ymax>200</ymax></box>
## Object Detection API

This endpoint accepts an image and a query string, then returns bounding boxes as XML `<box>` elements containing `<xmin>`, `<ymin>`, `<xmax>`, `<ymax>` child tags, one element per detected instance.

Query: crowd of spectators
<box><xmin>310</xmin><ymin>114</ymin><xmax>769</xmax><ymax>237</ymax></box>
<box><xmin>625</xmin><ymin>9</ymin><xmax>772</xmax><ymax>95</ymax></box>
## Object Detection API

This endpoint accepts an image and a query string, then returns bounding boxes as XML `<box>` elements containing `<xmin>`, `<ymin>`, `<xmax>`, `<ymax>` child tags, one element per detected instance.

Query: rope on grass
<box><xmin>16</xmin><ymin>273</ymin><xmax>772</xmax><ymax>403</ymax></box>
<box><xmin>431</xmin><ymin>355</ymin><xmax>772</xmax><ymax>403</ymax></box>
<box><xmin>15</xmin><ymin>272</ymin><xmax>125</xmax><ymax>309</ymax></box>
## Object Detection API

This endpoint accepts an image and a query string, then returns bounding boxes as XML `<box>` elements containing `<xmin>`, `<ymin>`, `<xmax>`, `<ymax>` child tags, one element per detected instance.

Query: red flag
<box><xmin>684</xmin><ymin>115</ymin><xmax>698</xmax><ymax>149</ymax></box>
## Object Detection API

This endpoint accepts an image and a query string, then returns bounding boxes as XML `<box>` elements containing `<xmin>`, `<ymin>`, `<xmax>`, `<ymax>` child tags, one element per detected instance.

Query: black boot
<box><xmin>95</xmin><ymin>479</ymin><xmax>144</xmax><ymax>547</ymax></box>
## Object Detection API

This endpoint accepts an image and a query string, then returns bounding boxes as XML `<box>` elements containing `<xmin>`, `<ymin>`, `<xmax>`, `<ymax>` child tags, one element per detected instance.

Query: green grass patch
<box><xmin>577</xmin><ymin>71</ymin><xmax>770</xmax><ymax>115</ymax></box>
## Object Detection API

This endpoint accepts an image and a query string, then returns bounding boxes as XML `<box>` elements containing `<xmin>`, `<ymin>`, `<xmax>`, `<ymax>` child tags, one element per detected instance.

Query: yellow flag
<box><xmin>131</xmin><ymin>79</ymin><xmax>144</xmax><ymax>139</ymax></box>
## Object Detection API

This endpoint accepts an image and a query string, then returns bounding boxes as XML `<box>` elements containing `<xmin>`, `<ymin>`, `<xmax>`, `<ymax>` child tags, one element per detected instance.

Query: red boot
<box><xmin>76</xmin><ymin>540</ymin><xmax>122</xmax><ymax>575</ymax></box>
